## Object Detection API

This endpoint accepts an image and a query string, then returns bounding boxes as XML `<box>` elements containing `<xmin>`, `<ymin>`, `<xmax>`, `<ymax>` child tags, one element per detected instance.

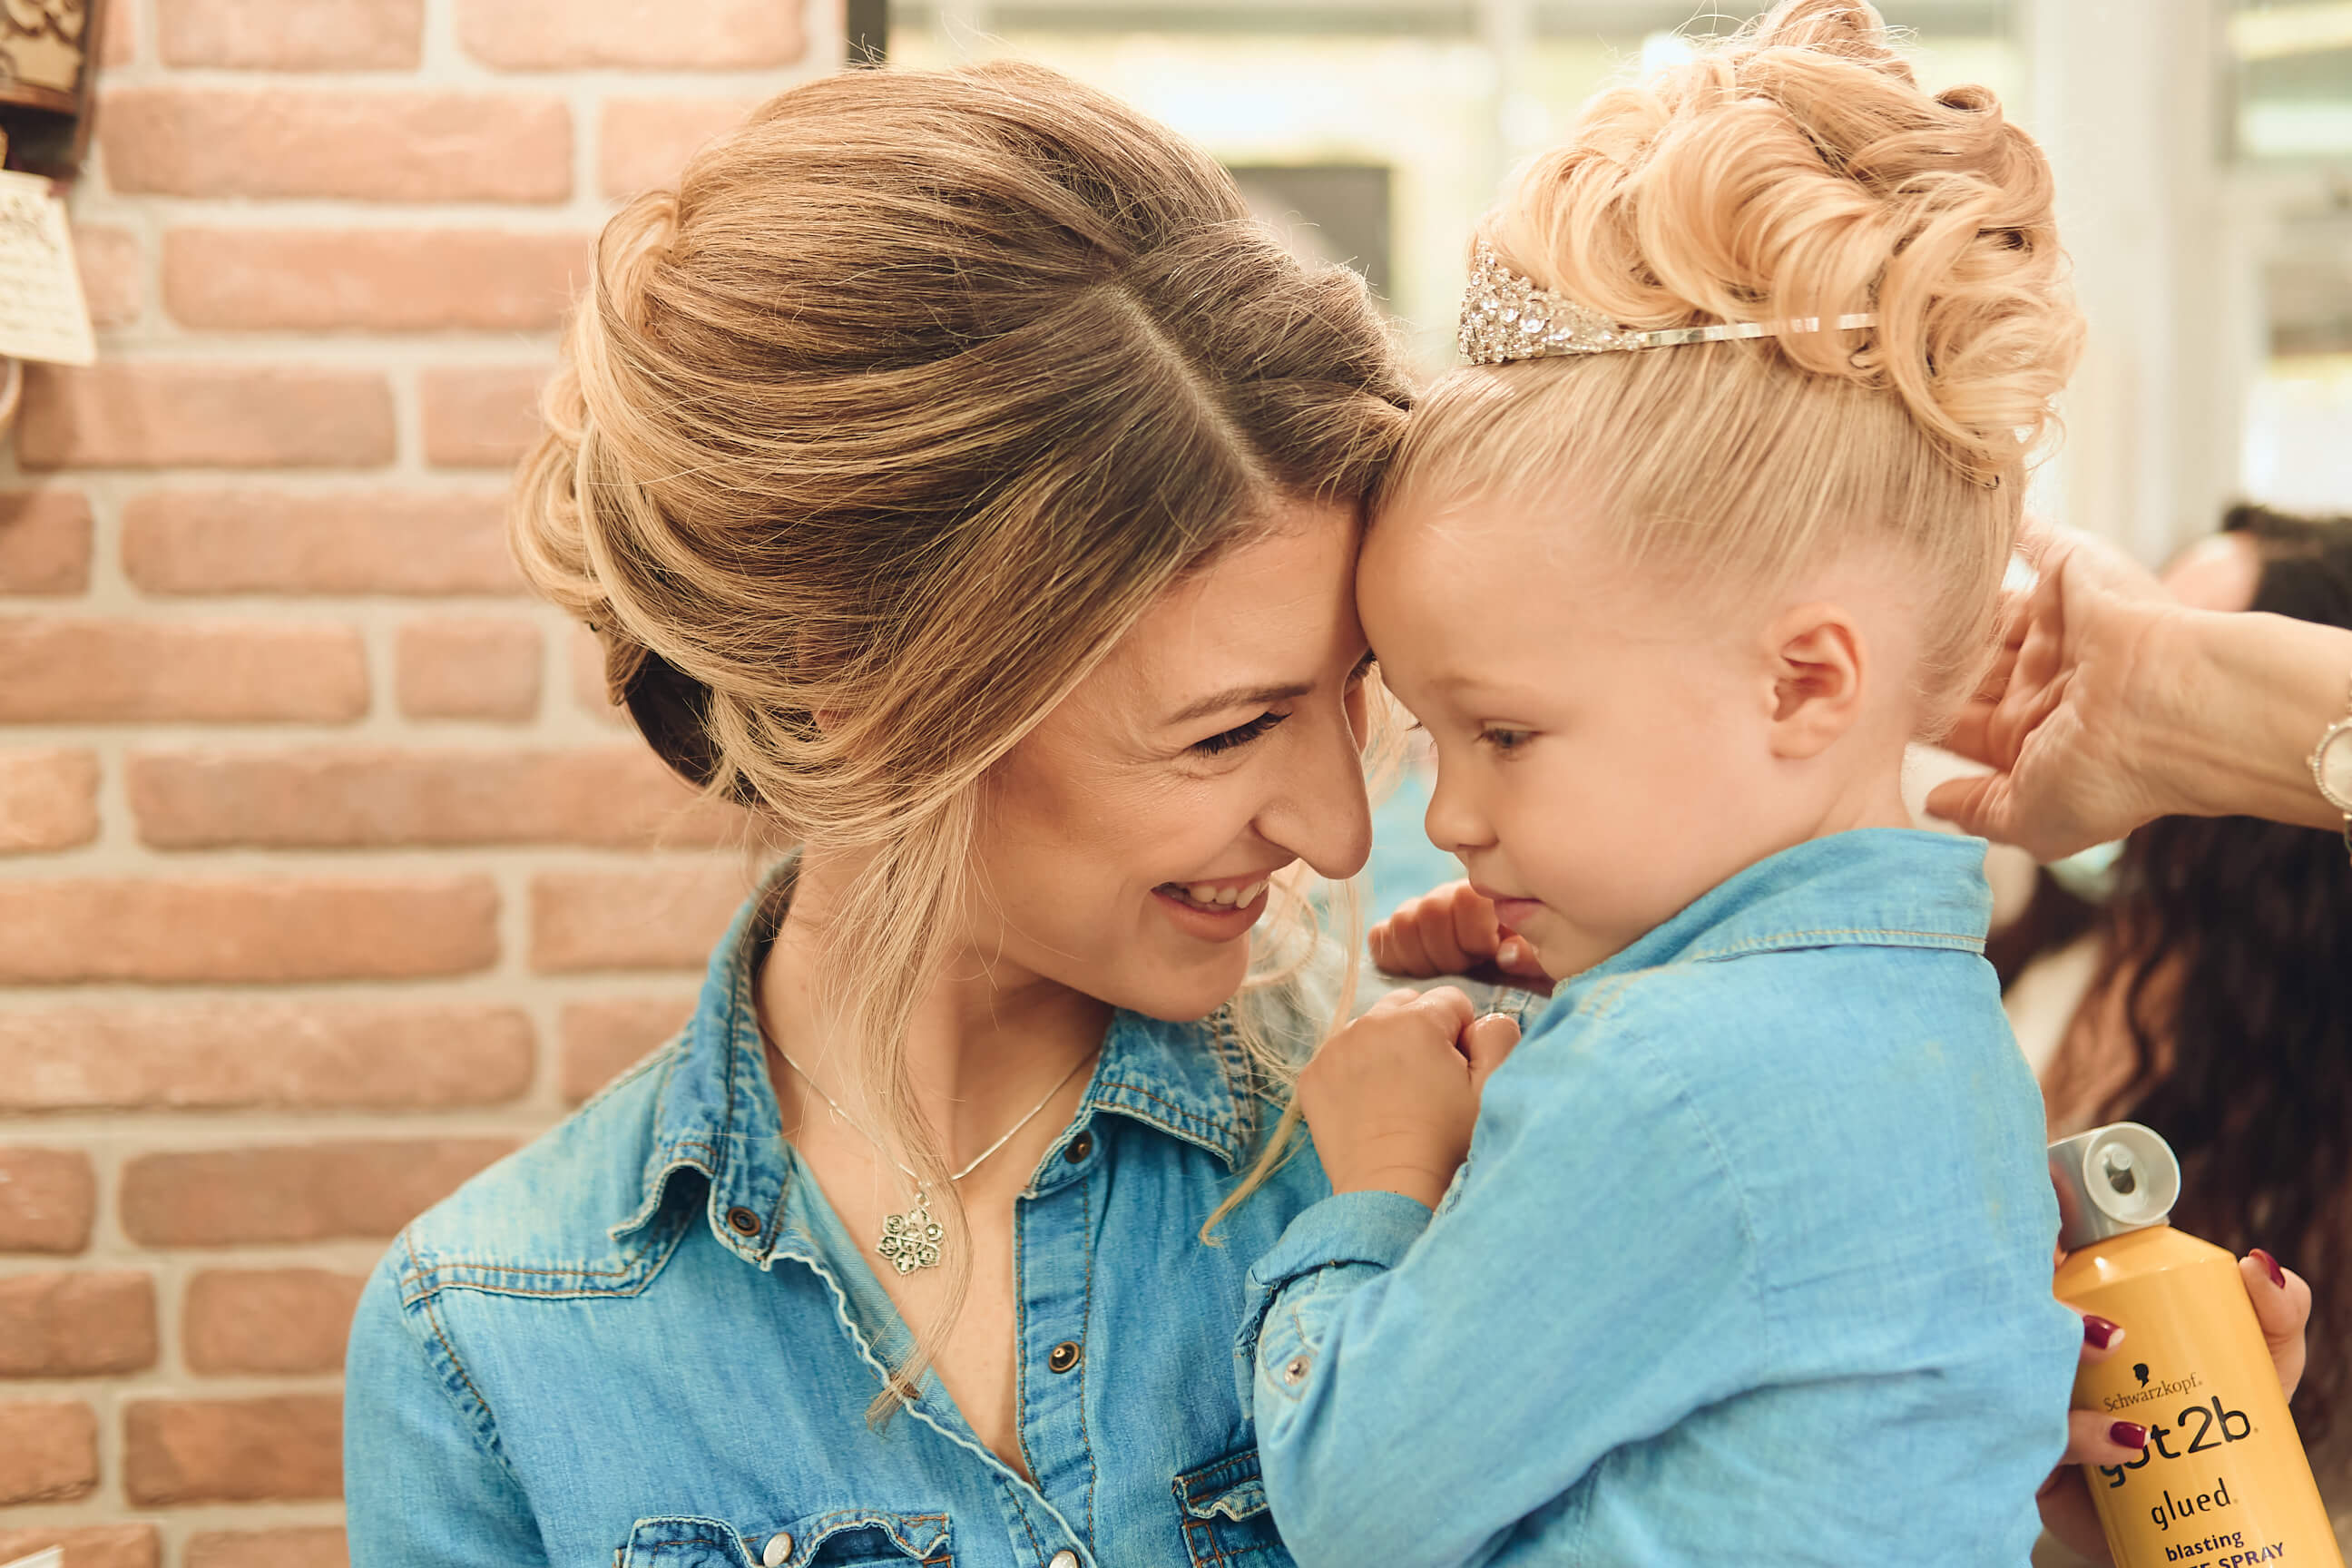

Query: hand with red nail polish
<box><xmin>2039</xmin><ymin>1256</ymin><xmax>2316</xmax><ymax>1561</ymax></box>
<box><xmin>2035</xmin><ymin>1301</ymin><xmax>2148</xmax><ymax>1558</ymax></box>
<box><xmin>2238</xmin><ymin>1250</ymin><xmax>2310</xmax><ymax>1402</ymax></box>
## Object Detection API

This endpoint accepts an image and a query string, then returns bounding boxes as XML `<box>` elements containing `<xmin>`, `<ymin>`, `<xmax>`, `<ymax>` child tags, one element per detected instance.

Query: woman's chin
<box><xmin>1119</xmin><ymin>932</ymin><xmax>1256</xmax><ymax>1024</ymax></box>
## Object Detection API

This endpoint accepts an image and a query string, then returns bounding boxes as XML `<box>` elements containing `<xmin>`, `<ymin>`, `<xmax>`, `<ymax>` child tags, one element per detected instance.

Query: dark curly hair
<box><xmin>2035</xmin><ymin>503</ymin><xmax>2352</xmax><ymax>1447</ymax></box>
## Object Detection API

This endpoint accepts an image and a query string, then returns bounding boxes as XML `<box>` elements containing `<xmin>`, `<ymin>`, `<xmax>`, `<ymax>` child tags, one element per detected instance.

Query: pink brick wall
<box><xmin>0</xmin><ymin>1</ymin><xmax>834</xmax><ymax>1558</ymax></box>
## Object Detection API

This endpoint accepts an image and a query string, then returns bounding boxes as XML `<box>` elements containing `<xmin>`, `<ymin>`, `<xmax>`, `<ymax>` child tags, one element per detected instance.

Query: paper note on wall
<box><xmin>0</xmin><ymin>169</ymin><xmax>92</xmax><ymax>365</ymax></box>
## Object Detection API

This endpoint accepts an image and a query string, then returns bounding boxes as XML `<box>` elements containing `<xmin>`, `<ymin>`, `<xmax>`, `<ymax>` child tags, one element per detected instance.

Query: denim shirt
<box><xmin>344</xmin><ymin>867</ymin><xmax>1333</xmax><ymax>1568</ymax></box>
<box><xmin>1242</xmin><ymin>829</ymin><xmax>2081</xmax><ymax>1568</ymax></box>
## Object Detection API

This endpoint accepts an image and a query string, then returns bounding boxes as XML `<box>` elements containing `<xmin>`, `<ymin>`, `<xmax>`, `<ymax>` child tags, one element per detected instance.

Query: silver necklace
<box><xmin>767</xmin><ymin>1034</ymin><xmax>1094</xmax><ymax>1276</ymax></box>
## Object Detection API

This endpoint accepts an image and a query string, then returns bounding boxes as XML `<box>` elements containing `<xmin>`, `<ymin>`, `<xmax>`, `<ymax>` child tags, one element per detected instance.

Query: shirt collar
<box><xmin>1562</xmin><ymin>827</ymin><xmax>1994</xmax><ymax>995</ymax></box>
<box><xmin>612</xmin><ymin>860</ymin><xmax>1264</xmax><ymax>1256</ymax></box>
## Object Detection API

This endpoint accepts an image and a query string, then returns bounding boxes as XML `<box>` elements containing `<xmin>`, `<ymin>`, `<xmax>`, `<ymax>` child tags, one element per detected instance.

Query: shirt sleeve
<box><xmin>1241</xmin><ymin>1006</ymin><xmax>1767</xmax><ymax>1568</ymax></box>
<box><xmin>344</xmin><ymin>1244</ymin><xmax>549</xmax><ymax>1568</ymax></box>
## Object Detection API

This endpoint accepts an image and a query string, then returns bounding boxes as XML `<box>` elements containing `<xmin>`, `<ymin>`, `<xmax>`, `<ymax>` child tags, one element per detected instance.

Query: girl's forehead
<box><xmin>1363</xmin><ymin>492</ymin><xmax>1587</xmax><ymax>603</ymax></box>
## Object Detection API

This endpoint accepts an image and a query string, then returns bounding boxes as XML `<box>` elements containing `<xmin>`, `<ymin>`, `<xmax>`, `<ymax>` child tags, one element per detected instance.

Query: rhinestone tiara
<box><xmin>1457</xmin><ymin>240</ymin><xmax>1877</xmax><ymax>366</ymax></box>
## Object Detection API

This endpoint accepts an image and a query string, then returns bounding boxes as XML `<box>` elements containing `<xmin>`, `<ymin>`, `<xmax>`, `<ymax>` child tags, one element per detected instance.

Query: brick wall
<box><xmin>0</xmin><ymin>2</ymin><xmax>835</xmax><ymax>1562</ymax></box>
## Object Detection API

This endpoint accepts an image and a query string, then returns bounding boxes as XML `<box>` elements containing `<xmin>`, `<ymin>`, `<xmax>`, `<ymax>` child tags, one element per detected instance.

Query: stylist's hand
<box><xmin>1928</xmin><ymin>529</ymin><xmax>2185</xmax><ymax>861</ymax></box>
<box><xmin>1370</xmin><ymin>880</ymin><xmax>1552</xmax><ymax>989</ymax></box>
<box><xmin>2037</xmin><ymin>1250</ymin><xmax>2311</xmax><ymax>1561</ymax></box>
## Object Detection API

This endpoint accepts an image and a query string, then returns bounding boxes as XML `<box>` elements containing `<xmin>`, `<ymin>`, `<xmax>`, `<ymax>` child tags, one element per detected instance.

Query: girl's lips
<box><xmin>1489</xmin><ymin>897</ymin><xmax>1544</xmax><ymax>930</ymax></box>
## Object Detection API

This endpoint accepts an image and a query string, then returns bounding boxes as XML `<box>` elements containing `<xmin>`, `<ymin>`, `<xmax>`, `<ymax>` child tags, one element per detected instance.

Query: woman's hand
<box><xmin>1370</xmin><ymin>880</ymin><xmax>1551</xmax><ymax>988</ymax></box>
<box><xmin>1927</xmin><ymin>529</ymin><xmax>2184</xmax><ymax>862</ymax></box>
<box><xmin>1297</xmin><ymin>986</ymin><xmax>1520</xmax><ymax>1209</ymax></box>
<box><xmin>1930</xmin><ymin>525</ymin><xmax>2352</xmax><ymax>856</ymax></box>
<box><xmin>2036</xmin><ymin>1251</ymin><xmax>2312</xmax><ymax>1560</ymax></box>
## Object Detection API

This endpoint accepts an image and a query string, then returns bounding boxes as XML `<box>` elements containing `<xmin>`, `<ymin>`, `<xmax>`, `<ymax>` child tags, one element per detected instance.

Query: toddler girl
<box><xmin>1241</xmin><ymin>4</ymin><xmax>2085</xmax><ymax>1562</ymax></box>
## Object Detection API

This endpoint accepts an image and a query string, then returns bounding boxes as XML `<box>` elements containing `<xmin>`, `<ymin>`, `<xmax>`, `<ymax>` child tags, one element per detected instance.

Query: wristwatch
<box><xmin>2315</xmin><ymin>672</ymin><xmax>2352</xmax><ymax>862</ymax></box>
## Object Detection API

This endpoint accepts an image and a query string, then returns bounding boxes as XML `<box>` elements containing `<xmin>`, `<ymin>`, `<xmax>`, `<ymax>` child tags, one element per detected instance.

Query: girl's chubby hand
<box><xmin>1297</xmin><ymin>985</ymin><xmax>1521</xmax><ymax>1210</ymax></box>
<box><xmin>2037</xmin><ymin>1250</ymin><xmax>2313</xmax><ymax>1561</ymax></box>
<box><xmin>1369</xmin><ymin>879</ymin><xmax>1552</xmax><ymax>989</ymax></box>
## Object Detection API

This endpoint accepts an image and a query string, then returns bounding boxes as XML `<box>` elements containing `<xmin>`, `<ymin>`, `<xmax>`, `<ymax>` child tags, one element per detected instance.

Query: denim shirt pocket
<box><xmin>622</xmin><ymin>1513</ymin><xmax>952</xmax><ymax>1568</ymax></box>
<box><xmin>1173</xmin><ymin>1446</ymin><xmax>1289</xmax><ymax>1568</ymax></box>
<box><xmin>621</xmin><ymin>1517</ymin><xmax>759</xmax><ymax>1568</ymax></box>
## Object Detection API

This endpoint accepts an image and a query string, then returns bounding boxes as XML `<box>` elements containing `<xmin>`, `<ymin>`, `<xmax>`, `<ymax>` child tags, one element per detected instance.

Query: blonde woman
<box><xmin>341</xmin><ymin>58</ymin><xmax>2301</xmax><ymax>1568</ymax></box>
<box><xmin>345</xmin><ymin>63</ymin><xmax>1403</xmax><ymax>1568</ymax></box>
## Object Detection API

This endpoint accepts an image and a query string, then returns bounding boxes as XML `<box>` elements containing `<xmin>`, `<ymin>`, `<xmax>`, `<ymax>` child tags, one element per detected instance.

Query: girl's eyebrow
<box><xmin>1429</xmin><ymin>670</ymin><xmax>1546</xmax><ymax>707</ymax></box>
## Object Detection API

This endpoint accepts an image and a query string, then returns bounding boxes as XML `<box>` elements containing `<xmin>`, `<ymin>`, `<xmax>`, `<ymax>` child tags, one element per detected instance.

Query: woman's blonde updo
<box><xmin>511</xmin><ymin>61</ymin><xmax>1409</xmax><ymax>1318</ymax></box>
<box><xmin>1392</xmin><ymin>0</ymin><xmax>2084</xmax><ymax>715</ymax></box>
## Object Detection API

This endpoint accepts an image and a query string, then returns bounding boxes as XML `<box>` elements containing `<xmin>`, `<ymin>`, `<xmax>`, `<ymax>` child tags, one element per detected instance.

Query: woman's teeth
<box><xmin>1165</xmin><ymin>879</ymin><xmax>1269</xmax><ymax>911</ymax></box>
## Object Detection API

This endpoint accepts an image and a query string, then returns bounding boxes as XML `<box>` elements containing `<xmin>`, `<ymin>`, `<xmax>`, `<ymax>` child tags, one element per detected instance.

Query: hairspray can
<box><xmin>2050</xmin><ymin>1122</ymin><xmax>2341</xmax><ymax>1568</ymax></box>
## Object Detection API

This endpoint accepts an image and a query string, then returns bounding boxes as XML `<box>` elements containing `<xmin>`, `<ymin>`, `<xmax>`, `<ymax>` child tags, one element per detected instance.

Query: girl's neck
<box><xmin>759</xmin><ymin>848</ymin><xmax>1112</xmax><ymax>1166</ymax></box>
<box><xmin>1812</xmin><ymin>755</ymin><xmax>1916</xmax><ymax>838</ymax></box>
<box><xmin>1774</xmin><ymin>733</ymin><xmax>1918</xmax><ymax>850</ymax></box>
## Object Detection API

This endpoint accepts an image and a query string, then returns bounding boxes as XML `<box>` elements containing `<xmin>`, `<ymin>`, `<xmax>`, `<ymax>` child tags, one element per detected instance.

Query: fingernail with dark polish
<box><xmin>2111</xmin><ymin>1420</ymin><xmax>2148</xmax><ymax>1450</ymax></box>
<box><xmin>2082</xmin><ymin>1314</ymin><xmax>2123</xmax><ymax>1350</ymax></box>
<box><xmin>2252</xmin><ymin>1248</ymin><xmax>2287</xmax><ymax>1289</ymax></box>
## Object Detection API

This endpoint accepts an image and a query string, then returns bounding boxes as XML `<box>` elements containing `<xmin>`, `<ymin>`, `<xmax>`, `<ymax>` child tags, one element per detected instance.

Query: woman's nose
<box><xmin>1258</xmin><ymin>705</ymin><xmax>1374</xmax><ymax>882</ymax></box>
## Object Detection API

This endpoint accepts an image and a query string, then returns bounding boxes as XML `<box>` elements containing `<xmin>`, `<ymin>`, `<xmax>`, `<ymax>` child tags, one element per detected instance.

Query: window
<box><xmin>894</xmin><ymin>0</ymin><xmax>2017</xmax><ymax>370</ymax></box>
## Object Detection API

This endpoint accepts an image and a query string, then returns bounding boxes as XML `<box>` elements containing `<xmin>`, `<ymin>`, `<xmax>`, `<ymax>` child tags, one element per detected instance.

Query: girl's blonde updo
<box><xmin>1393</xmin><ymin>0</ymin><xmax>2084</xmax><ymax>715</ymax></box>
<box><xmin>511</xmin><ymin>61</ymin><xmax>1408</xmax><ymax>1269</ymax></box>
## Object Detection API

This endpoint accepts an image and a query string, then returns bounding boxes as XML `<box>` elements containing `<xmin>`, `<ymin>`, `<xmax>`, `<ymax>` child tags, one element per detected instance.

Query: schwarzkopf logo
<box><xmin>2136</xmin><ymin>1362</ymin><xmax>2152</xmax><ymax>1387</ymax></box>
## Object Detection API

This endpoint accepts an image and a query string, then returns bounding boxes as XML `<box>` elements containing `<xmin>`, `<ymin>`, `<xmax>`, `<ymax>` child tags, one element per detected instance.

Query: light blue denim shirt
<box><xmin>344</xmin><ymin>865</ymin><xmax>1332</xmax><ymax>1568</ymax></box>
<box><xmin>1243</xmin><ymin>828</ymin><xmax>2081</xmax><ymax>1568</ymax></box>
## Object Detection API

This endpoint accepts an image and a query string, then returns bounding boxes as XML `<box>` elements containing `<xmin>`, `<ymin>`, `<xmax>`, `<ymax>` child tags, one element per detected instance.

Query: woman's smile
<box><xmin>1152</xmin><ymin>867</ymin><xmax>1281</xmax><ymax>937</ymax></box>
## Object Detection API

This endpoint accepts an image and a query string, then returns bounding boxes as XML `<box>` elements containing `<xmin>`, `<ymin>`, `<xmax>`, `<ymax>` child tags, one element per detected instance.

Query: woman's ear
<box><xmin>1763</xmin><ymin>603</ymin><xmax>1867</xmax><ymax>760</ymax></box>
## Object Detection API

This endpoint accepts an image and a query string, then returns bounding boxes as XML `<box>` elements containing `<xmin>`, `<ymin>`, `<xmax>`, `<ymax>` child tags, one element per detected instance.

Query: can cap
<box><xmin>2048</xmin><ymin>1122</ymin><xmax>2181</xmax><ymax>1250</ymax></box>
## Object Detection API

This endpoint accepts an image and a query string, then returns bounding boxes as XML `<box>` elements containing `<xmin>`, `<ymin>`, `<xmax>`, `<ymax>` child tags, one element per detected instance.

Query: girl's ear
<box><xmin>1762</xmin><ymin>603</ymin><xmax>1867</xmax><ymax>760</ymax></box>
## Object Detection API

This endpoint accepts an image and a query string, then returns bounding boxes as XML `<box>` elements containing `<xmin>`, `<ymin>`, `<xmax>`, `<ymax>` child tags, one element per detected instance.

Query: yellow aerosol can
<box><xmin>2051</xmin><ymin>1122</ymin><xmax>2341</xmax><ymax>1568</ymax></box>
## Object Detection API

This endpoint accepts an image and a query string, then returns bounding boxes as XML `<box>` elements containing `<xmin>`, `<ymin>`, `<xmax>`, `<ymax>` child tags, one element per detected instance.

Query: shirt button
<box><xmin>1063</xmin><ymin>1132</ymin><xmax>1093</xmax><ymax>1163</ymax></box>
<box><xmin>1048</xmin><ymin>1553</ymin><xmax>1081</xmax><ymax>1568</ymax></box>
<box><xmin>1047</xmin><ymin>1339</ymin><xmax>1082</xmax><ymax>1374</ymax></box>
<box><xmin>1283</xmin><ymin>1353</ymin><xmax>1312</xmax><ymax>1386</ymax></box>
<box><xmin>760</xmin><ymin>1533</ymin><xmax>794</xmax><ymax>1567</ymax></box>
<box><xmin>725</xmin><ymin>1206</ymin><xmax>761</xmax><ymax>1237</ymax></box>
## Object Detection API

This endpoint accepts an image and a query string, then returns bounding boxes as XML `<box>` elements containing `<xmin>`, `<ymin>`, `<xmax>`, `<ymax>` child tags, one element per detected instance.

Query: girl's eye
<box><xmin>1345</xmin><ymin>652</ymin><xmax>1377</xmax><ymax>687</ymax></box>
<box><xmin>1194</xmin><ymin>712</ymin><xmax>1288</xmax><ymax>756</ymax></box>
<box><xmin>1479</xmin><ymin>726</ymin><xmax>1533</xmax><ymax>753</ymax></box>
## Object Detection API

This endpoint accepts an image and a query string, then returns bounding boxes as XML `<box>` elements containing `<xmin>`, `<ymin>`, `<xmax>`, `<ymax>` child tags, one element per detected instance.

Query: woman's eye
<box><xmin>1346</xmin><ymin>652</ymin><xmax>1377</xmax><ymax>688</ymax></box>
<box><xmin>1479</xmin><ymin>726</ymin><xmax>1533</xmax><ymax>753</ymax></box>
<box><xmin>1193</xmin><ymin>712</ymin><xmax>1287</xmax><ymax>756</ymax></box>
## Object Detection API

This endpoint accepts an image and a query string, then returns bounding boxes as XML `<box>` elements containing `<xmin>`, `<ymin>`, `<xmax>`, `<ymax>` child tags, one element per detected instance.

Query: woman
<box><xmin>342</xmin><ymin>61</ymin><xmax>2300</xmax><ymax>1568</ymax></box>
<box><xmin>347</xmin><ymin>62</ymin><xmax>1401</xmax><ymax>1568</ymax></box>
<box><xmin>1996</xmin><ymin>505</ymin><xmax>2352</xmax><ymax>1543</ymax></box>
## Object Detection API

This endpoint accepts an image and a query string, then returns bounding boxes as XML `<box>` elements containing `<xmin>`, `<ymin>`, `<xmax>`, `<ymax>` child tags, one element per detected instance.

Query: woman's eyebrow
<box><xmin>1168</xmin><ymin>681</ymin><xmax>1312</xmax><ymax>724</ymax></box>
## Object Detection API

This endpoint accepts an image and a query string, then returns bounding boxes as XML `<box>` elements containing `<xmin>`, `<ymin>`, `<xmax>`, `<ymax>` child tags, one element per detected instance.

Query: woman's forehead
<box><xmin>1086</xmin><ymin>505</ymin><xmax>1365</xmax><ymax>716</ymax></box>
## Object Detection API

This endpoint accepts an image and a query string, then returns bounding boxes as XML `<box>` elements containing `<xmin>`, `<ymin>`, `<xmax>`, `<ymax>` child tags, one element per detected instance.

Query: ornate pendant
<box><xmin>877</xmin><ymin>1193</ymin><xmax>945</xmax><ymax>1275</ymax></box>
